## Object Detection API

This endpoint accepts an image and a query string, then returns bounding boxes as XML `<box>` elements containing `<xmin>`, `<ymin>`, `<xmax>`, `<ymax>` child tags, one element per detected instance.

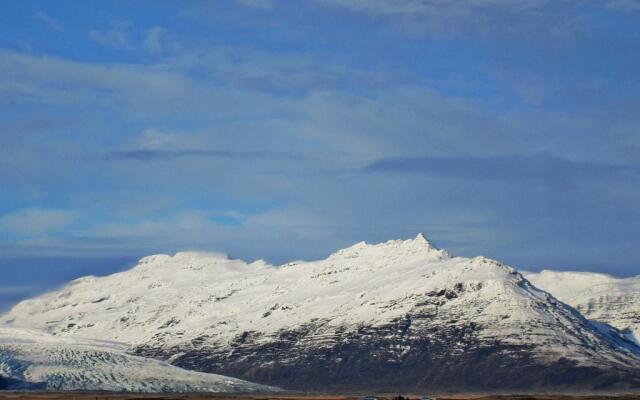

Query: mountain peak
<box><xmin>413</xmin><ymin>232</ymin><xmax>431</xmax><ymax>244</ymax></box>
<box><xmin>413</xmin><ymin>232</ymin><xmax>436</xmax><ymax>247</ymax></box>
<box><xmin>414</xmin><ymin>232</ymin><xmax>429</xmax><ymax>242</ymax></box>
<box><xmin>328</xmin><ymin>233</ymin><xmax>450</xmax><ymax>263</ymax></box>
<box><xmin>409</xmin><ymin>232</ymin><xmax>449</xmax><ymax>258</ymax></box>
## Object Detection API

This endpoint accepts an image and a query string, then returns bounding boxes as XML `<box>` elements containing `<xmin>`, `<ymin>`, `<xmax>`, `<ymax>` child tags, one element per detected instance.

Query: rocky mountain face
<box><xmin>0</xmin><ymin>327</ymin><xmax>277</xmax><ymax>393</ymax></box>
<box><xmin>2</xmin><ymin>234</ymin><xmax>640</xmax><ymax>392</ymax></box>
<box><xmin>525</xmin><ymin>270</ymin><xmax>640</xmax><ymax>346</ymax></box>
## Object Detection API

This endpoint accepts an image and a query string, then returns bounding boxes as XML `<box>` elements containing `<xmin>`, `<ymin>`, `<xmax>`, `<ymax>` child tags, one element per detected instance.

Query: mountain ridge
<box><xmin>525</xmin><ymin>270</ymin><xmax>640</xmax><ymax>346</ymax></box>
<box><xmin>2</xmin><ymin>234</ymin><xmax>640</xmax><ymax>391</ymax></box>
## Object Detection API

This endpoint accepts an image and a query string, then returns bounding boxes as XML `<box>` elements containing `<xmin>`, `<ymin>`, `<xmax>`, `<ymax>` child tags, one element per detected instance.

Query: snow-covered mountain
<box><xmin>0</xmin><ymin>327</ymin><xmax>277</xmax><ymax>392</ymax></box>
<box><xmin>525</xmin><ymin>270</ymin><xmax>640</xmax><ymax>346</ymax></box>
<box><xmin>2</xmin><ymin>234</ymin><xmax>640</xmax><ymax>391</ymax></box>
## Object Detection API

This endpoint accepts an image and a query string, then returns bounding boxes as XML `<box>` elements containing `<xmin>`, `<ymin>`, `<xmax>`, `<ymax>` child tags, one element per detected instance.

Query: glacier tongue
<box><xmin>0</xmin><ymin>328</ymin><xmax>278</xmax><ymax>392</ymax></box>
<box><xmin>2</xmin><ymin>234</ymin><xmax>640</xmax><ymax>391</ymax></box>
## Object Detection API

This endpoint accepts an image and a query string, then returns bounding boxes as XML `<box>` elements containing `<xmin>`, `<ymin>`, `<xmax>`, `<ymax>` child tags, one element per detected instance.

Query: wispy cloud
<box><xmin>0</xmin><ymin>49</ymin><xmax>195</xmax><ymax>113</ymax></box>
<box><xmin>89</xmin><ymin>22</ymin><xmax>174</xmax><ymax>54</ymax></box>
<box><xmin>142</xmin><ymin>27</ymin><xmax>167</xmax><ymax>54</ymax></box>
<box><xmin>89</xmin><ymin>21</ymin><xmax>133</xmax><ymax>50</ymax></box>
<box><xmin>0</xmin><ymin>208</ymin><xmax>79</xmax><ymax>237</ymax></box>
<box><xmin>0</xmin><ymin>284</ymin><xmax>48</xmax><ymax>312</ymax></box>
<box><xmin>102</xmin><ymin>149</ymin><xmax>305</xmax><ymax>162</ymax></box>
<box><xmin>0</xmin><ymin>284</ymin><xmax>44</xmax><ymax>296</ymax></box>
<box><xmin>235</xmin><ymin>0</ymin><xmax>273</xmax><ymax>9</ymax></box>
<box><xmin>313</xmin><ymin>0</ymin><xmax>586</xmax><ymax>38</ymax></box>
<box><xmin>607</xmin><ymin>0</ymin><xmax>640</xmax><ymax>12</ymax></box>
<box><xmin>365</xmin><ymin>153</ymin><xmax>640</xmax><ymax>182</ymax></box>
<box><xmin>33</xmin><ymin>12</ymin><xmax>63</xmax><ymax>32</ymax></box>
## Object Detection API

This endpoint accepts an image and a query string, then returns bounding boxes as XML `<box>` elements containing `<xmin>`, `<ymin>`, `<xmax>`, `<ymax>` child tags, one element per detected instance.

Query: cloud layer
<box><xmin>1</xmin><ymin>0</ymin><xmax>639</xmax><ymax>313</ymax></box>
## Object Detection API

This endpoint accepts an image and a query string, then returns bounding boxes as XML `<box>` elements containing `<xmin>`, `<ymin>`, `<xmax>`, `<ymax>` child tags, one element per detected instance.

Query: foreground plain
<box><xmin>1</xmin><ymin>394</ymin><xmax>640</xmax><ymax>400</ymax></box>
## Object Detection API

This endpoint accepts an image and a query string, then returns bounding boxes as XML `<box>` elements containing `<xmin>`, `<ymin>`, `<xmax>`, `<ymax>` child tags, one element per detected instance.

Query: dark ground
<box><xmin>0</xmin><ymin>394</ymin><xmax>639</xmax><ymax>400</ymax></box>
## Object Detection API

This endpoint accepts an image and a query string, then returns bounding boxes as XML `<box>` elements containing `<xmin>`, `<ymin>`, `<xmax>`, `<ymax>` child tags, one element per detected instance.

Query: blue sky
<box><xmin>1</xmin><ymin>0</ymin><xmax>640</xmax><ymax>309</ymax></box>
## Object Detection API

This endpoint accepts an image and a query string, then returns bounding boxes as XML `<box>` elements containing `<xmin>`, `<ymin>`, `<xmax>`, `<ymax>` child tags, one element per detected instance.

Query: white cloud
<box><xmin>316</xmin><ymin>0</ymin><xmax>567</xmax><ymax>17</ymax></box>
<box><xmin>0</xmin><ymin>285</ymin><xmax>43</xmax><ymax>296</ymax></box>
<box><xmin>89</xmin><ymin>22</ymin><xmax>133</xmax><ymax>50</ymax></box>
<box><xmin>313</xmin><ymin>0</ymin><xmax>586</xmax><ymax>38</ymax></box>
<box><xmin>0</xmin><ymin>208</ymin><xmax>79</xmax><ymax>237</ymax></box>
<box><xmin>0</xmin><ymin>49</ymin><xmax>196</xmax><ymax>114</ymax></box>
<box><xmin>89</xmin><ymin>23</ymin><xmax>173</xmax><ymax>54</ymax></box>
<box><xmin>235</xmin><ymin>0</ymin><xmax>273</xmax><ymax>9</ymax></box>
<box><xmin>33</xmin><ymin>12</ymin><xmax>63</xmax><ymax>32</ymax></box>
<box><xmin>138</xmin><ymin>128</ymin><xmax>181</xmax><ymax>149</ymax></box>
<box><xmin>142</xmin><ymin>27</ymin><xmax>166</xmax><ymax>54</ymax></box>
<box><xmin>607</xmin><ymin>0</ymin><xmax>640</xmax><ymax>12</ymax></box>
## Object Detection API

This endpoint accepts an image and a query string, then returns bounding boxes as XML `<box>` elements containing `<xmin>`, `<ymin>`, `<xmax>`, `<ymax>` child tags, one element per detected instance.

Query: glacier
<box><xmin>0</xmin><ymin>327</ymin><xmax>278</xmax><ymax>392</ymax></box>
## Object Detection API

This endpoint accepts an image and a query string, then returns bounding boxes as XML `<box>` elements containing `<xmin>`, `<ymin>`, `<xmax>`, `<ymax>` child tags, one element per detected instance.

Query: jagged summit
<box><xmin>127</xmin><ymin>234</ymin><xmax>446</xmax><ymax>275</ymax></box>
<box><xmin>328</xmin><ymin>232</ymin><xmax>449</xmax><ymax>263</ymax></box>
<box><xmin>414</xmin><ymin>231</ymin><xmax>433</xmax><ymax>245</ymax></box>
<box><xmin>133</xmin><ymin>233</ymin><xmax>446</xmax><ymax>274</ymax></box>
<box><xmin>412</xmin><ymin>231</ymin><xmax>449</xmax><ymax>256</ymax></box>
<box><xmin>407</xmin><ymin>232</ymin><xmax>442</xmax><ymax>252</ymax></box>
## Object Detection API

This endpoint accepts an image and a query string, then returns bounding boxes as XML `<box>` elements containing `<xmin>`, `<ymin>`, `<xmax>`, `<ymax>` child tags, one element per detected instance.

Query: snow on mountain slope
<box><xmin>525</xmin><ymin>270</ymin><xmax>640</xmax><ymax>345</ymax></box>
<box><xmin>0</xmin><ymin>327</ymin><xmax>277</xmax><ymax>392</ymax></box>
<box><xmin>2</xmin><ymin>234</ymin><xmax>640</xmax><ymax>391</ymax></box>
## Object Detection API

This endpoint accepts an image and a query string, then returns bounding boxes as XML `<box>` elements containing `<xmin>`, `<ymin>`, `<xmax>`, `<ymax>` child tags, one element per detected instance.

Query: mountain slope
<box><xmin>3</xmin><ymin>234</ymin><xmax>640</xmax><ymax>391</ymax></box>
<box><xmin>525</xmin><ymin>270</ymin><xmax>640</xmax><ymax>345</ymax></box>
<box><xmin>0</xmin><ymin>327</ymin><xmax>277</xmax><ymax>392</ymax></box>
